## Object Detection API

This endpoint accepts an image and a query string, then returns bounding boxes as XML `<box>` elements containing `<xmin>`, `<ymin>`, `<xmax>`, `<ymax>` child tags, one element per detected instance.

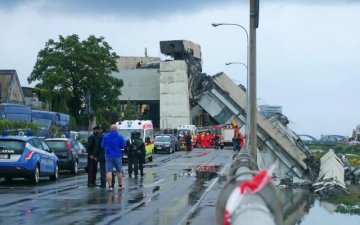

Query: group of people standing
<box><xmin>86</xmin><ymin>124</ymin><xmax>146</xmax><ymax>192</ymax></box>
<box><xmin>197</xmin><ymin>132</ymin><xmax>220</xmax><ymax>148</ymax></box>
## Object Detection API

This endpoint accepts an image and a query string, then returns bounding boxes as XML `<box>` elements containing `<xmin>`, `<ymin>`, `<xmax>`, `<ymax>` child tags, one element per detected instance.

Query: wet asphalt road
<box><xmin>0</xmin><ymin>148</ymin><xmax>233</xmax><ymax>225</ymax></box>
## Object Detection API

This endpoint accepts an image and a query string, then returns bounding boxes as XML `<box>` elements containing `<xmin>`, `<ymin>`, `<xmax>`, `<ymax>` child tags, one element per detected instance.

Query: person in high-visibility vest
<box><xmin>200</xmin><ymin>132</ymin><xmax>206</xmax><ymax>148</ymax></box>
<box><xmin>205</xmin><ymin>133</ymin><xmax>210</xmax><ymax>148</ymax></box>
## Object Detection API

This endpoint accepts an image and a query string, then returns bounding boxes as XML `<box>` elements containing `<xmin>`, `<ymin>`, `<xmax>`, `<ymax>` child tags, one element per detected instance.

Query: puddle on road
<box><xmin>152</xmin><ymin>166</ymin><xmax>221</xmax><ymax>225</ymax></box>
<box><xmin>153</xmin><ymin>180</ymin><xmax>207</xmax><ymax>225</ymax></box>
<box><xmin>128</xmin><ymin>193</ymin><xmax>146</xmax><ymax>204</ymax></box>
<box><xmin>152</xmin><ymin>186</ymin><xmax>160</xmax><ymax>193</ymax></box>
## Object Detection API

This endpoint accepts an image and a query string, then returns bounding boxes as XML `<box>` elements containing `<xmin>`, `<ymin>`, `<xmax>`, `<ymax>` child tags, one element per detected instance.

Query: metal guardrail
<box><xmin>216</xmin><ymin>151</ymin><xmax>283</xmax><ymax>225</ymax></box>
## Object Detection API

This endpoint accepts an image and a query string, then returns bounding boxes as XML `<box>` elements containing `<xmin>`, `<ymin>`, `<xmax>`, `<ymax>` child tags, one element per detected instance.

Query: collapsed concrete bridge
<box><xmin>113</xmin><ymin>39</ymin><xmax>317</xmax><ymax>180</ymax></box>
<box><xmin>195</xmin><ymin>73</ymin><xmax>316</xmax><ymax>179</ymax></box>
<box><xmin>159</xmin><ymin>40</ymin><xmax>316</xmax><ymax>180</ymax></box>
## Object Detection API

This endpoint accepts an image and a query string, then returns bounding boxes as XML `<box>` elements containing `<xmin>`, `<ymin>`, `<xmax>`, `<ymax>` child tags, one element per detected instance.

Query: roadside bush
<box><xmin>333</xmin><ymin>144</ymin><xmax>358</xmax><ymax>155</ymax></box>
<box><xmin>0</xmin><ymin>119</ymin><xmax>39</xmax><ymax>135</ymax></box>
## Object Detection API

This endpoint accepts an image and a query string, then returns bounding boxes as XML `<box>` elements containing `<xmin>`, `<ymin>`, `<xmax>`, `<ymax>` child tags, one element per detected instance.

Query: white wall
<box><xmin>159</xmin><ymin>60</ymin><xmax>190</xmax><ymax>129</ymax></box>
<box><xmin>111</xmin><ymin>69</ymin><xmax>160</xmax><ymax>101</ymax></box>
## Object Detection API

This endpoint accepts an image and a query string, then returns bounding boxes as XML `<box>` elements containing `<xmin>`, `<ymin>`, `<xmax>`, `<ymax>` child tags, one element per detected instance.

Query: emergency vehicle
<box><xmin>0</xmin><ymin>135</ymin><xmax>59</xmax><ymax>184</ymax></box>
<box><xmin>177</xmin><ymin>125</ymin><xmax>197</xmax><ymax>150</ymax></box>
<box><xmin>116</xmin><ymin>120</ymin><xmax>154</xmax><ymax>162</ymax></box>
<box><xmin>221</xmin><ymin>124</ymin><xmax>235</xmax><ymax>148</ymax></box>
<box><xmin>199</xmin><ymin>121</ymin><xmax>243</xmax><ymax>149</ymax></box>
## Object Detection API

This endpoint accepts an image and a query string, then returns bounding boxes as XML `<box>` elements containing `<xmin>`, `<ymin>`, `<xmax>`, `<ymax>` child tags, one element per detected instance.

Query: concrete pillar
<box><xmin>159</xmin><ymin>60</ymin><xmax>191</xmax><ymax>129</ymax></box>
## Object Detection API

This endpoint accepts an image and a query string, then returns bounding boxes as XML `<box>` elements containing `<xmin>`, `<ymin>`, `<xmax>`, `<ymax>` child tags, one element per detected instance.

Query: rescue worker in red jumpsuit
<box><xmin>205</xmin><ymin>133</ymin><xmax>210</xmax><ymax>148</ymax></box>
<box><xmin>200</xmin><ymin>132</ymin><xmax>206</xmax><ymax>148</ymax></box>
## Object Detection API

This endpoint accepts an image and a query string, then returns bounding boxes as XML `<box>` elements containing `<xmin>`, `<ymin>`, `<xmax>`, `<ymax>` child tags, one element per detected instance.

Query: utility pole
<box><xmin>249</xmin><ymin>0</ymin><xmax>259</xmax><ymax>161</ymax></box>
<box><xmin>216</xmin><ymin>3</ymin><xmax>283</xmax><ymax>225</ymax></box>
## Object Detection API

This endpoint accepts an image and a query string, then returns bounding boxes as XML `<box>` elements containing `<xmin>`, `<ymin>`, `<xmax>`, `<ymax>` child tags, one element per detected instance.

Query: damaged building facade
<box><xmin>111</xmin><ymin>40</ymin><xmax>213</xmax><ymax>129</ymax></box>
<box><xmin>112</xmin><ymin>40</ymin><xmax>321</xmax><ymax>180</ymax></box>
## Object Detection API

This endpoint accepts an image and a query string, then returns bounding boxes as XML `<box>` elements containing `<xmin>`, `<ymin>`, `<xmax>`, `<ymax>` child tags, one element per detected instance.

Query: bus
<box><xmin>31</xmin><ymin>110</ymin><xmax>70</xmax><ymax>137</ymax></box>
<box><xmin>0</xmin><ymin>103</ymin><xmax>31</xmax><ymax>122</ymax></box>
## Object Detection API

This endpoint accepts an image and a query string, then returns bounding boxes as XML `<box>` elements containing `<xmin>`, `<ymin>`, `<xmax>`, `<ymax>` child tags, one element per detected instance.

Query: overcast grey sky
<box><xmin>1</xmin><ymin>0</ymin><xmax>359</xmax><ymax>138</ymax></box>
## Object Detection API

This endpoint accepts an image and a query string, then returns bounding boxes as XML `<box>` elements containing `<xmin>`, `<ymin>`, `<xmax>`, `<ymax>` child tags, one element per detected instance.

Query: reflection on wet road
<box><xmin>0</xmin><ymin>148</ymin><xmax>233</xmax><ymax>225</ymax></box>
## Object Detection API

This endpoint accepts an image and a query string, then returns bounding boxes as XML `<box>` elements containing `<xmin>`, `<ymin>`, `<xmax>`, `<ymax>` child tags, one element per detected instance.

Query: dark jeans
<box><xmin>128</xmin><ymin>155</ymin><xmax>144</xmax><ymax>176</ymax></box>
<box><xmin>87</xmin><ymin>157</ymin><xmax>98</xmax><ymax>185</ymax></box>
<box><xmin>99</xmin><ymin>161</ymin><xmax>106</xmax><ymax>187</ymax></box>
<box><xmin>186</xmin><ymin>143</ymin><xmax>192</xmax><ymax>151</ymax></box>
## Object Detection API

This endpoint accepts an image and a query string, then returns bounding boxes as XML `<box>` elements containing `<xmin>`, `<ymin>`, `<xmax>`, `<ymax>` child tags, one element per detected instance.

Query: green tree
<box><xmin>33</xmin><ymin>88</ymin><xmax>69</xmax><ymax>113</ymax></box>
<box><xmin>28</xmin><ymin>34</ymin><xmax>123</xmax><ymax>126</ymax></box>
<box><xmin>121</xmin><ymin>102</ymin><xmax>142</xmax><ymax>120</ymax></box>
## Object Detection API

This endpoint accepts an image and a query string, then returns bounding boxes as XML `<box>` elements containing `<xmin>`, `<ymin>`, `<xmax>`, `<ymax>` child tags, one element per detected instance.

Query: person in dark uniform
<box><xmin>97</xmin><ymin>124</ymin><xmax>108</xmax><ymax>188</ymax></box>
<box><xmin>135</xmin><ymin>132</ymin><xmax>146</xmax><ymax>178</ymax></box>
<box><xmin>186</xmin><ymin>133</ymin><xmax>192</xmax><ymax>151</ymax></box>
<box><xmin>129</xmin><ymin>132</ymin><xmax>146</xmax><ymax>178</ymax></box>
<box><xmin>214</xmin><ymin>133</ymin><xmax>220</xmax><ymax>149</ymax></box>
<box><xmin>87</xmin><ymin>125</ymin><xmax>101</xmax><ymax>187</ymax></box>
<box><xmin>126</xmin><ymin>131</ymin><xmax>137</xmax><ymax>178</ymax></box>
<box><xmin>232</xmin><ymin>133</ymin><xmax>241</xmax><ymax>160</ymax></box>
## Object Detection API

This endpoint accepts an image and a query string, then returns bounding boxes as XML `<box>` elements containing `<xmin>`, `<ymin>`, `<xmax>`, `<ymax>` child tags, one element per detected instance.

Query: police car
<box><xmin>0</xmin><ymin>136</ymin><xmax>59</xmax><ymax>184</ymax></box>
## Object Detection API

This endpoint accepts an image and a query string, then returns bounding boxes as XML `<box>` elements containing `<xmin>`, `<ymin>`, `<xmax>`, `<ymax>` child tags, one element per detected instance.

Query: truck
<box><xmin>221</xmin><ymin>124</ymin><xmax>235</xmax><ymax>147</ymax></box>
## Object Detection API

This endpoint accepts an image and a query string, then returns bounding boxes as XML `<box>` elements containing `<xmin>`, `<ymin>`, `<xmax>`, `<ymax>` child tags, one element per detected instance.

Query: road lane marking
<box><xmin>177</xmin><ymin>154</ymin><xmax>232</xmax><ymax>225</ymax></box>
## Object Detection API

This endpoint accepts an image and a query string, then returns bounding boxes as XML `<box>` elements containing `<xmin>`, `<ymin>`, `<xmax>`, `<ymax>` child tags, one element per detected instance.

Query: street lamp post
<box><xmin>225</xmin><ymin>62</ymin><xmax>248</xmax><ymax>70</ymax></box>
<box><xmin>212</xmin><ymin>23</ymin><xmax>250</xmax><ymax>151</ymax></box>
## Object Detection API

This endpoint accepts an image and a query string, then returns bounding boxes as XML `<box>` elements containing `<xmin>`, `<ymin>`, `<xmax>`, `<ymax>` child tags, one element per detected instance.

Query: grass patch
<box><xmin>307</xmin><ymin>144</ymin><xmax>360</xmax><ymax>166</ymax></box>
<box><xmin>307</xmin><ymin>144</ymin><xmax>331</xmax><ymax>152</ymax></box>
<box><xmin>322</xmin><ymin>185</ymin><xmax>360</xmax><ymax>215</ymax></box>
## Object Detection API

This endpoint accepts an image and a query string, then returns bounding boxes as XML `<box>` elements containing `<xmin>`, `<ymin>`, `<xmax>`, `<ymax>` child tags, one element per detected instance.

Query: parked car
<box><xmin>170</xmin><ymin>134</ymin><xmax>180</xmax><ymax>151</ymax></box>
<box><xmin>44</xmin><ymin>138</ymin><xmax>87</xmax><ymax>175</ymax></box>
<box><xmin>0</xmin><ymin>136</ymin><xmax>59</xmax><ymax>184</ymax></box>
<box><xmin>154</xmin><ymin>135</ymin><xmax>176</xmax><ymax>154</ymax></box>
<box><xmin>78</xmin><ymin>130</ymin><xmax>91</xmax><ymax>148</ymax></box>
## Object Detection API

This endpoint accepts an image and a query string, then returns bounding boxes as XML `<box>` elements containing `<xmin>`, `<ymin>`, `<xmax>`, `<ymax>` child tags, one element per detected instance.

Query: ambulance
<box><xmin>116</xmin><ymin>120</ymin><xmax>154</xmax><ymax>162</ymax></box>
<box><xmin>177</xmin><ymin>125</ymin><xmax>197</xmax><ymax>150</ymax></box>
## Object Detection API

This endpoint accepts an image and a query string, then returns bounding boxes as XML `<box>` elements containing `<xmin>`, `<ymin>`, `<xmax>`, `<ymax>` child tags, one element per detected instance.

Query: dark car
<box><xmin>44</xmin><ymin>138</ymin><xmax>87</xmax><ymax>175</ymax></box>
<box><xmin>0</xmin><ymin>136</ymin><xmax>59</xmax><ymax>184</ymax></box>
<box><xmin>170</xmin><ymin>134</ymin><xmax>180</xmax><ymax>151</ymax></box>
<box><xmin>154</xmin><ymin>135</ymin><xmax>176</xmax><ymax>154</ymax></box>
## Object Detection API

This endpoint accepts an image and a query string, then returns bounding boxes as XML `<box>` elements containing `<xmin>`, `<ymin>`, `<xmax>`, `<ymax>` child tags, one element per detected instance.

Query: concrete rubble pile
<box><xmin>313</xmin><ymin>149</ymin><xmax>349</xmax><ymax>196</ymax></box>
<box><xmin>344</xmin><ymin>166</ymin><xmax>360</xmax><ymax>185</ymax></box>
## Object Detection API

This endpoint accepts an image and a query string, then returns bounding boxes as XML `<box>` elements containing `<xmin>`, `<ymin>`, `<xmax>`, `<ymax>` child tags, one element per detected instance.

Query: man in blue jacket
<box><xmin>101</xmin><ymin>124</ymin><xmax>126</xmax><ymax>192</ymax></box>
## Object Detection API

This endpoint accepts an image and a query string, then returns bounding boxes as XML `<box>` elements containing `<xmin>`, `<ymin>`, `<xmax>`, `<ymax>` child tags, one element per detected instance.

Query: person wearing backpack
<box><xmin>131</xmin><ymin>131</ymin><xmax>146</xmax><ymax>178</ymax></box>
<box><xmin>126</xmin><ymin>131</ymin><xmax>137</xmax><ymax>177</ymax></box>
